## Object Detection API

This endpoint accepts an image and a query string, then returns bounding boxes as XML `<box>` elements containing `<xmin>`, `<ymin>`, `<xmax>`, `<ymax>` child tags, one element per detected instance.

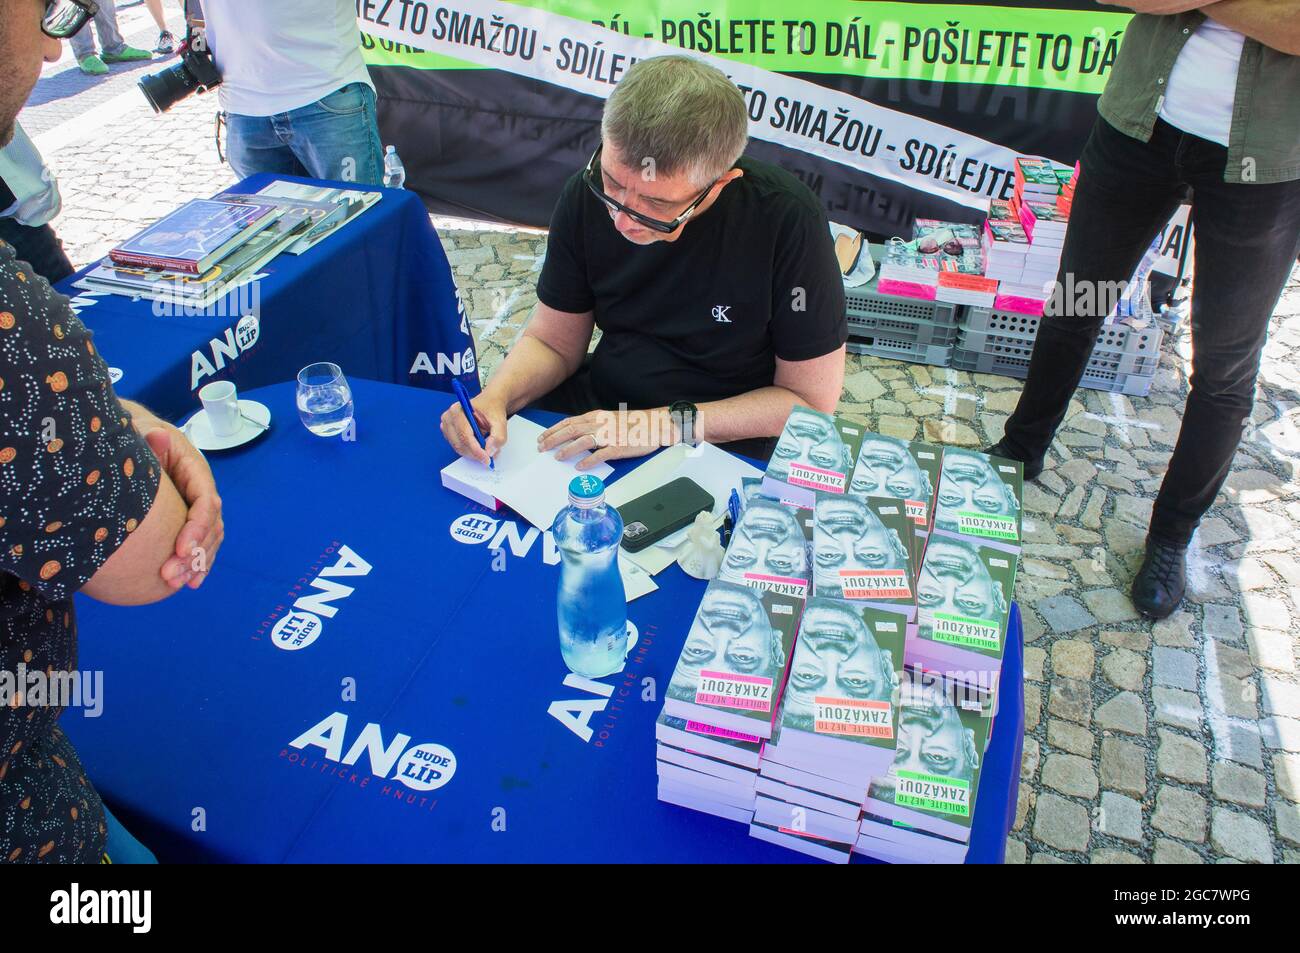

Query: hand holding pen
<box><xmin>441</xmin><ymin>379</ymin><xmax>508</xmax><ymax>469</ymax></box>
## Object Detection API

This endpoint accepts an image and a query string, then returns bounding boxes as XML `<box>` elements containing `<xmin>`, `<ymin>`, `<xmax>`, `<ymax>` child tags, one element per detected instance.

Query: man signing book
<box><xmin>440</xmin><ymin>55</ymin><xmax>848</xmax><ymax>467</ymax></box>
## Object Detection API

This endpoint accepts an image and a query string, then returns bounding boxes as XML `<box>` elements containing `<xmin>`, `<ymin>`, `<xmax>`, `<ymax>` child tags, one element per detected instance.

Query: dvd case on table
<box><xmin>848</xmin><ymin>435</ymin><xmax>942</xmax><ymax>536</ymax></box>
<box><xmin>760</xmin><ymin>406</ymin><xmax>866</xmax><ymax>507</ymax></box>
<box><xmin>662</xmin><ymin>580</ymin><xmax>803</xmax><ymax>740</ymax></box>
<box><xmin>931</xmin><ymin>448</ymin><xmax>1024</xmax><ymax>550</ymax></box>
<box><xmin>906</xmin><ymin>529</ymin><xmax>1018</xmax><ymax>690</ymax></box>
<box><xmin>772</xmin><ymin>598</ymin><xmax>910</xmax><ymax>783</ymax></box>
<box><xmin>861</xmin><ymin>669</ymin><xmax>994</xmax><ymax>843</ymax></box>
<box><xmin>717</xmin><ymin>496</ymin><xmax>813</xmax><ymax>600</ymax></box>
<box><xmin>812</xmin><ymin>492</ymin><xmax>917</xmax><ymax>618</ymax></box>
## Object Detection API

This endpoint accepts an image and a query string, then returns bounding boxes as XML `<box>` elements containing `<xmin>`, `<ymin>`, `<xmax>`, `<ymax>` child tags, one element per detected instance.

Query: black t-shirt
<box><xmin>0</xmin><ymin>240</ymin><xmax>160</xmax><ymax>863</ymax></box>
<box><xmin>536</xmin><ymin>156</ymin><xmax>847</xmax><ymax>410</ymax></box>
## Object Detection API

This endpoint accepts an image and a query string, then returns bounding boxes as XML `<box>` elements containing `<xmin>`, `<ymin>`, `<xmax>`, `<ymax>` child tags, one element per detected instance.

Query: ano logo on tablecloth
<box><xmin>448</xmin><ymin>513</ymin><xmax>560</xmax><ymax>565</ymax></box>
<box><xmin>190</xmin><ymin>314</ymin><xmax>260</xmax><ymax>390</ymax></box>
<box><xmin>269</xmin><ymin>544</ymin><xmax>373</xmax><ymax>651</ymax></box>
<box><xmin>289</xmin><ymin>711</ymin><xmax>457</xmax><ymax>792</ymax></box>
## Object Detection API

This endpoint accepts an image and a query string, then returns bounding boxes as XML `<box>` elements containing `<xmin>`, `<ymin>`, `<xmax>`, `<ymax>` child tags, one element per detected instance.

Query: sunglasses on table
<box><xmin>890</xmin><ymin>234</ymin><xmax>965</xmax><ymax>257</ymax></box>
<box><xmin>582</xmin><ymin>142</ymin><xmax>723</xmax><ymax>234</ymax></box>
<box><xmin>43</xmin><ymin>0</ymin><xmax>98</xmax><ymax>39</ymax></box>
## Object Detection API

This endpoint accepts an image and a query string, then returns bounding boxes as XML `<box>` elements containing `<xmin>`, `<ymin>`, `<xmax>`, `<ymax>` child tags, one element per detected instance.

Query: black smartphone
<box><xmin>617</xmin><ymin>477</ymin><xmax>715</xmax><ymax>553</ymax></box>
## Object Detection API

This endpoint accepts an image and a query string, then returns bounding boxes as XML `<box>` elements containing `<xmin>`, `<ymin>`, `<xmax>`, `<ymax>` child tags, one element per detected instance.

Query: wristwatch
<box><xmin>668</xmin><ymin>400</ymin><xmax>700</xmax><ymax>447</ymax></box>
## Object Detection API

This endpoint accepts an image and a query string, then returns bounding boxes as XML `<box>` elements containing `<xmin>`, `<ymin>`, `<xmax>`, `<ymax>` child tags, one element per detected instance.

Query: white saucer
<box><xmin>182</xmin><ymin>399</ymin><xmax>271</xmax><ymax>451</ymax></box>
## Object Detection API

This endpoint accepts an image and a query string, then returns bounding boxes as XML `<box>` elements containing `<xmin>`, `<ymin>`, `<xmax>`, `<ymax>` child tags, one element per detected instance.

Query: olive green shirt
<box><xmin>1098</xmin><ymin>12</ymin><xmax>1300</xmax><ymax>184</ymax></box>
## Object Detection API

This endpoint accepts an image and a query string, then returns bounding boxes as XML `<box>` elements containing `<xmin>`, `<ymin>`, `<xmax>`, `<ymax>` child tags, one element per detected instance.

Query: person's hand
<box><xmin>538</xmin><ymin>408</ymin><xmax>675</xmax><ymax>470</ymax></box>
<box><xmin>440</xmin><ymin>390</ymin><xmax>508</xmax><ymax>466</ymax></box>
<box><xmin>144</xmin><ymin>426</ymin><xmax>223</xmax><ymax>590</ymax></box>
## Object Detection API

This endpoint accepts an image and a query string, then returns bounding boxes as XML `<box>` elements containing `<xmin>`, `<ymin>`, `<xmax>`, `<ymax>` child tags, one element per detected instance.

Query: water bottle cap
<box><xmin>567</xmin><ymin>474</ymin><xmax>605</xmax><ymax>508</ymax></box>
<box><xmin>385</xmin><ymin>145</ymin><xmax>396</xmax><ymax>155</ymax></box>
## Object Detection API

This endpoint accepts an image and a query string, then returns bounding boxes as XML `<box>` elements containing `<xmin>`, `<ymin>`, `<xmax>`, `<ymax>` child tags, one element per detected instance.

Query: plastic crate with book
<box><xmin>845</xmin><ymin>242</ymin><xmax>962</xmax><ymax>366</ymax></box>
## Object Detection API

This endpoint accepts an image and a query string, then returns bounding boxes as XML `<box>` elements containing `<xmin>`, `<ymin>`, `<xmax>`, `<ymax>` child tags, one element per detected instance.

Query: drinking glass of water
<box><xmin>296</xmin><ymin>362</ymin><xmax>354</xmax><ymax>437</ymax></box>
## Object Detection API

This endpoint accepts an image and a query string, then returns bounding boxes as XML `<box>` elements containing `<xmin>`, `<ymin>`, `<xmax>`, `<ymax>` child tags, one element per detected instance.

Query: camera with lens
<box><xmin>139</xmin><ymin>26</ymin><xmax>222</xmax><ymax>114</ymax></box>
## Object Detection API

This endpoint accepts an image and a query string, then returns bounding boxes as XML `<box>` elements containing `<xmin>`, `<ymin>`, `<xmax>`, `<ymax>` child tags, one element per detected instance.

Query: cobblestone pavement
<box><xmin>20</xmin><ymin>46</ymin><xmax>1300</xmax><ymax>863</ymax></box>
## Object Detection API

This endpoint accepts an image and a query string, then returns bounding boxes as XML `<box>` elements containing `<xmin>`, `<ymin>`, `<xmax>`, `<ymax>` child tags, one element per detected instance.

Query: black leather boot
<box><xmin>984</xmin><ymin>439</ymin><xmax>1044</xmax><ymax>481</ymax></box>
<box><xmin>1131</xmin><ymin>539</ymin><xmax>1188</xmax><ymax>620</ymax></box>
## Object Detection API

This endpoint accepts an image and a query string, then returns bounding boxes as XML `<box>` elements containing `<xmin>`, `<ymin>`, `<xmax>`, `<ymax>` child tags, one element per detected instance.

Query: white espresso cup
<box><xmin>199</xmin><ymin>380</ymin><xmax>240</xmax><ymax>437</ymax></box>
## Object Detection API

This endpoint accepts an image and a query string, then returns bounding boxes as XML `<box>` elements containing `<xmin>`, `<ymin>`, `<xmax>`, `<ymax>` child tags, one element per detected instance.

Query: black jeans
<box><xmin>530</xmin><ymin>357</ymin><xmax>778</xmax><ymax>463</ymax></box>
<box><xmin>1001</xmin><ymin>117</ymin><xmax>1300</xmax><ymax>549</ymax></box>
<box><xmin>0</xmin><ymin>216</ymin><xmax>74</xmax><ymax>285</ymax></box>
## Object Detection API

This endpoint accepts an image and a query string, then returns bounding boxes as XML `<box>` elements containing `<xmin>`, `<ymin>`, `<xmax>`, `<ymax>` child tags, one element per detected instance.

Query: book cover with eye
<box><xmin>760</xmin><ymin>406</ymin><xmax>863</xmax><ymax>507</ymax></box>
<box><xmin>911</xmin><ymin>529</ymin><xmax>1018</xmax><ymax>670</ymax></box>
<box><xmin>811</xmin><ymin>491</ymin><xmax>917</xmax><ymax>619</ymax></box>
<box><xmin>718</xmin><ymin>497</ymin><xmax>813</xmax><ymax>600</ymax></box>
<box><xmin>662</xmin><ymin>580</ymin><xmax>803</xmax><ymax>740</ymax></box>
<box><xmin>777</xmin><ymin>598</ymin><xmax>909</xmax><ymax>762</ymax></box>
<box><xmin>848</xmin><ymin>435</ymin><xmax>943</xmax><ymax>533</ymax></box>
<box><xmin>863</xmin><ymin>668</ymin><xmax>995</xmax><ymax>841</ymax></box>
<box><xmin>931</xmin><ymin>448</ymin><xmax>1024</xmax><ymax>549</ymax></box>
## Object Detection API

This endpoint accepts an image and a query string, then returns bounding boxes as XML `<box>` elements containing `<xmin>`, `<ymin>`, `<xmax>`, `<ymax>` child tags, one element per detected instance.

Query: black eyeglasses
<box><xmin>43</xmin><ymin>0</ymin><xmax>98</xmax><ymax>39</ymax></box>
<box><xmin>583</xmin><ymin>142</ymin><xmax>722</xmax><ymax>234</ymax></box>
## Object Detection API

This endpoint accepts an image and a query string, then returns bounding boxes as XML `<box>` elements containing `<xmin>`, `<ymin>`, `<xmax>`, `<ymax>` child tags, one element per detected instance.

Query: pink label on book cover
<box><xmin>787</xmin><ymin>463</ymin><xmax>846</xmax><ymax>493</ymax></box>
<box><xmin>994</xmin><ymin>294</ymin><xmax>1046</xmax><ymax>317</ymax></box>
<box><xmin>685</xmin><ymin>720</ymin><xmax>762</xmax><ymax>744</ymax></box>
<box><xmin>904</xmin><ymin>499</ymin><xmax>928</xmax><ymax>526</ymax></box>
<box><xmin>814</xmin><ymin>696</ymin><xmax>893</xmax><ymax>738</ymax></box>
<box><xmin>841</xmin><ymin>569</ymin><xmax>912</xmax><ymax>600</ymax></box>
<box><xmin>743</xmin><ymin>572</ymin><xmax>808</xmax><ymax>599</ymax></box>
<box><xmin>695</xmin><ymin>669</ymin><xmax>774</xmax><ymax>713</ymax></box>
<box><xmin>876</xmin><ymin>279</ymin><xmax>938</xmax><ymax>300</ymax></box>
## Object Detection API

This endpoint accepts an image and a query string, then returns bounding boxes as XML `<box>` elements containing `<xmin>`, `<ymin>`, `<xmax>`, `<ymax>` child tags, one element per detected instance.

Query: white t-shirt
<box><xmin>202</xmin><ymin>0</ymin><xmax>374</xmax><ymax>117</ymax></box>
<box><xmin>1158</xmin><ymin>20</ymin><xmax>1245</xmax><ymax>147</ymax></box>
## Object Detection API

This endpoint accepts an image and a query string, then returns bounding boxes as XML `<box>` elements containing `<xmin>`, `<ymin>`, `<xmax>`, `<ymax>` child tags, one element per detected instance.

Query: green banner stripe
<box><xmin>362</xmin><ymin>1</ymin><xmax>1131</xmax><ymax>93</ymax></box>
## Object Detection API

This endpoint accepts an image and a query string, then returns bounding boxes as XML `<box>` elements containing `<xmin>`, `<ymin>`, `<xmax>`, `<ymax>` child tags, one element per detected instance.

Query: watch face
<box><xmin>669</xmin><ymin>403</ymin><xmax>698</xmax><ymax>446</ymax></box>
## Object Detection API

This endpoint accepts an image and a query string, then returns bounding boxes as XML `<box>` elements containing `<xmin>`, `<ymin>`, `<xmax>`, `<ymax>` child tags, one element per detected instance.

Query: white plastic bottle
<box><xmin>382</xmin><ymin>145</ymin><xmax>406</xmax><ymax>190</ymax></box>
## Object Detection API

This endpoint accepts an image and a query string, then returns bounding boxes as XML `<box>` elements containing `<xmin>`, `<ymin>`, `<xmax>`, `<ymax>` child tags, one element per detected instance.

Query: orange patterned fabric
<box><xmin>0</xmin><ymin>241</ymin><xmax>159</xmax><ymax>863</ymax></box>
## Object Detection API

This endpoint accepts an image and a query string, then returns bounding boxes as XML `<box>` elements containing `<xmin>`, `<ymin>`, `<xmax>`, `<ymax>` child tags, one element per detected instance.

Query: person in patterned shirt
<box><xmin>1</xmin><ymin>1</ymin><xmax>225</xmax><ymax>864</ymax></box>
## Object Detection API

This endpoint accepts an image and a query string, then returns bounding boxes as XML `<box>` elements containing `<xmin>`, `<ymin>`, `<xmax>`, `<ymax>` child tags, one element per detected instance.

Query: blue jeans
<box><xmin>101</xmin><ymin>803</ymin><xmax>158</xmax><ymax>864</ymax></box>
<box><xmin>225</xmin><ymin>83</ymin><xmax>384</xmax><ymax>186</ymax></box>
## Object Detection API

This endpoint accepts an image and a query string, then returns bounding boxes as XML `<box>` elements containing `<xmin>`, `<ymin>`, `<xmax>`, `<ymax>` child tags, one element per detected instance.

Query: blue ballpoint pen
<box><xmin>451</xmin><ymin>378</ymin><xmax>493</xmax><ymax>470</ymax></box>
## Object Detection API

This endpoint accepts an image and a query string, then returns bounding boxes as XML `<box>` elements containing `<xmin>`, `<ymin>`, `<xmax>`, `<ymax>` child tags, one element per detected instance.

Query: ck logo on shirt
<box><xmin>711</xmin><ymin>305</ymin><xmax>732</xmax><ymax>323</ymax></box>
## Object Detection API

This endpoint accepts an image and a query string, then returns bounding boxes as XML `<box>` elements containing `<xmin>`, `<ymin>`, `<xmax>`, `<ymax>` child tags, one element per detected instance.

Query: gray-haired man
<box><xmin>441</xmin><ymin>55</ymin><xmax>848</xmax><ymax>466</ymax></box>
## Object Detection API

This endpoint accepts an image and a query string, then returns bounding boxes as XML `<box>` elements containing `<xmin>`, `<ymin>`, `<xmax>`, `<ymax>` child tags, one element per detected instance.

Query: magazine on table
<box><xmin>252</xmin><ymin>181</ymin><xmax>382</xmax><ymax>253</ymax></box>
<box><xmin>77</xmin><ymin>209</ymin><xmax>313</xmax><ymax>308</ymax></box>
<box><xmin>109</xmin><ymin>198</ymin><xmax>283</xmax><ymax>274</ymax></box>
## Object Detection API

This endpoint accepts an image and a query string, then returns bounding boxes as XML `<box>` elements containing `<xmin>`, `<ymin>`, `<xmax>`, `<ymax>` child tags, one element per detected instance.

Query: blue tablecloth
<box><xmin>57</xmin><ymin>174</ymin><xmax>480</xmax><ymax>423</ymax></box>
<box><xmin>64</xmin><ymin>378</ymin><xmax>1023</xmax><ymax>863</ymax></box>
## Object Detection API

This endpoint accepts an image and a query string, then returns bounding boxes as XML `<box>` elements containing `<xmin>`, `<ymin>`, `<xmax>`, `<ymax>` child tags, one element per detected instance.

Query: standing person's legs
<box><xmin>1147</xmin><ymin>152</ymin><xmax>1300</xmax><ymax>549</ymax></box>
<box><xmin>144</xmin><ymin>0</ymin><xmax>168</xmax><ymax>30</ymax></box>
<box><xmin>282</xmin><ymin>84</ymin><xmax>385</xmax><ymax>186</ymax></box>
<box><xmin>144</xmin><ymin>0</ymin><xmax>175</xmax><ymax>54</ymax></box>
<box><xmin>0</xmin><ymin>217</ymin><xmax>75</xmax><ymax>284</ymax></box>
<box><xmin>77</xmin><ymin>2</ymin><xmax>126</xmax><ymax>57</ymax></box>
<box><xmin>224</xmin><ymin>113</ymin><xmax>311</xmax><ymax>181</ymax></box>
<box><xmin>996</xmin><ymin>118</ymin><xmax>1185</xmax><ymax>468</ymax></box>
<box><xmin>68</xmin><ymin>8</ymin><xmax>107</xmax><ymax>60</ymax></box>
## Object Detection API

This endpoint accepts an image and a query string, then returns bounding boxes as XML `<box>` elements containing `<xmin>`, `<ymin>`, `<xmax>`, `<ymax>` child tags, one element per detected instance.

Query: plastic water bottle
<box><xmin>553</xmin><ymin>475</ymin><xmax>628</xmax><ymax>678</ymax></box>
<box><xmin>382</xmin><ymin>145</ymin><xmax>406</xmax><ymax>189</ymax></box>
